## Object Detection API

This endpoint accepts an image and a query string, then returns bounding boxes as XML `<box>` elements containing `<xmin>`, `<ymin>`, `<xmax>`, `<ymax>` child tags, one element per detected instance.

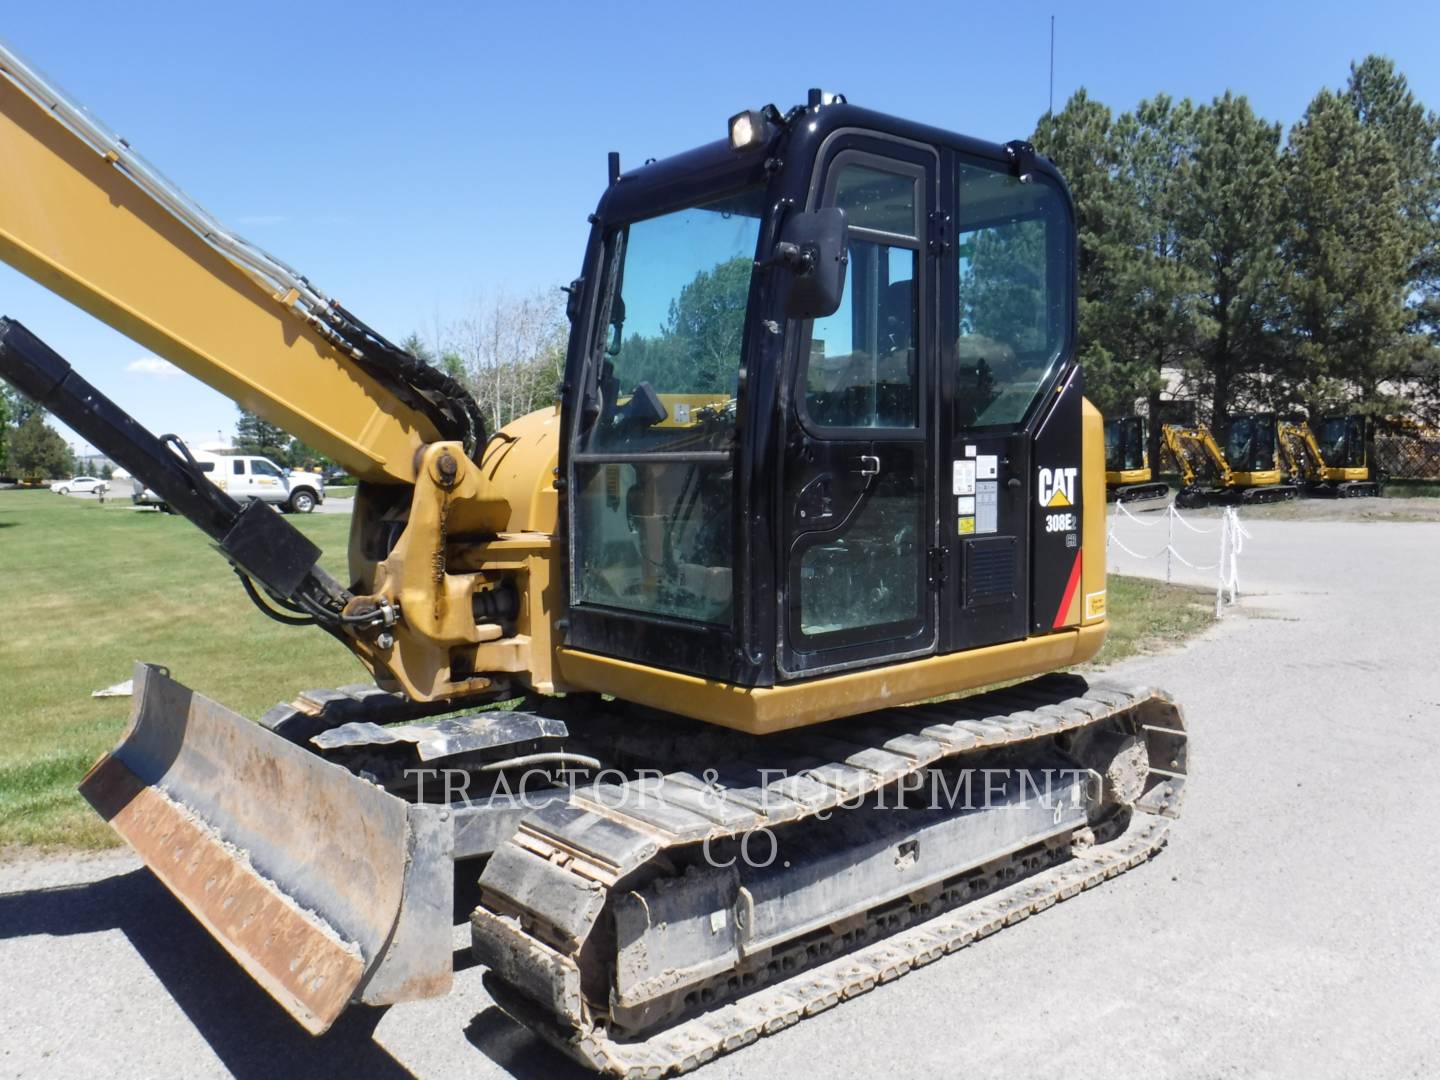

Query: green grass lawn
<box><xmin>0</xmin><ymin>491</ymin><xmax>367</xmax><ymax>849</ymax></box>
<box><xmin>1383</xmin><ymin>478</ymin><xmax>1440</xmax><ymax>498</ymax></box>
<box><xmin>1088</xmin><ymin>574</ymin><xmax>1215</xmax><ymax>666</ymax></box>
<box><xmin>0</xmin><ymin>490</ymin><xmax>1215</xmax><ymax>851</ymax></box>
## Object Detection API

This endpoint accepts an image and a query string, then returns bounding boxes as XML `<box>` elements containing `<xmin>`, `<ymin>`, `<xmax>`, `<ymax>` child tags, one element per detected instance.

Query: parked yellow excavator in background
<box><xmin>1278</xmin><ymin>415</ymin><xmax>1382</xmax><ymax>497</ymax></box>
<box><xmin>1103</xmin><ymin>415</ymin><xmax>1170</xmax><ymax>503</ymax></box>
<box><xmin>0</xmin><ymin>42</ymin><xmax>1187</xmax><ymax>1074</ymax></box>
<box><xmin>1161</xmin><ymin>415</ymin><xmax>1297</xmax><ymax>508</ymax></box>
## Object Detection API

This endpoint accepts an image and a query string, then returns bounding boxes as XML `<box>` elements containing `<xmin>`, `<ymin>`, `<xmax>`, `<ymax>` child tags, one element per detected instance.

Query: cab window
<box><xmin>232</xmin><ymin>460</ymin><xmax>246</xmax><ymax>475</ymax></box>
<box><xmin>954</xmin><ymin>160</ymin><xmax>1071</xmax><ymax>427</ymax></box>
<box><xmin>252</xmin><ymin>459</ymin><xmax>283</xmax><ymax>478</ymax></box>
<box><xmin>571</xmin><ymin>186</ymin><xmax>767</xmax><ymax>626</ymax></box>
<box><xmin>804</xmin><ymin>162</ymin><xmax>921</xmax><ymax>431</ymax></box>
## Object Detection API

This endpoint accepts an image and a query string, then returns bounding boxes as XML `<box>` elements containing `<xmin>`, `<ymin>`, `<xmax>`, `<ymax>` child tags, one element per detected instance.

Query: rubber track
<box><xmin>472</xmin><ymin>677</ymin><xmax>1186</xmax><ymax>1076</ymax></box>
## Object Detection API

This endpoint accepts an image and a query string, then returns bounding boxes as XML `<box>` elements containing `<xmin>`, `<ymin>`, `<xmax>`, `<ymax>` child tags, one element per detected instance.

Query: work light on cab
<box><xmin>728</xmin><ymin>108</ymin><xmax>768</xmax><ymax>150</ymax></box>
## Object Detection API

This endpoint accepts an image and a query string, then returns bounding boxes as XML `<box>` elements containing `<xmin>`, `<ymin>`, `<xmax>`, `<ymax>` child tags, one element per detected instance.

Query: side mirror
<box><xmin>765</xmin><ymin>207</ymin><xmax>848</xmax><ymax>320</ymax></box>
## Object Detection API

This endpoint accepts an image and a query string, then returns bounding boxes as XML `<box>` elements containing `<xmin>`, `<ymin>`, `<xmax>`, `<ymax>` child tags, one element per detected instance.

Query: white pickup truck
<box><xmin>133</xmin><ymin>450</ymin><xmax>325</xmax><ymax>513</ymax></box>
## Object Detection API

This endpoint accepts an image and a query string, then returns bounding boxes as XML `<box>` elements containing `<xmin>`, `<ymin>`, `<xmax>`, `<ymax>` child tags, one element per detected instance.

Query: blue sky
<box><xmin>4</xmin><ymin>0</ymin><xmax>1438</xmax><ymax>454</ymax></box>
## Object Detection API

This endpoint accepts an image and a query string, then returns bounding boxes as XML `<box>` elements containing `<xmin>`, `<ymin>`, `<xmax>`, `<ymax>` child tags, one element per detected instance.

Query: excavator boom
<box><xmin>1162</xmin><ymin>419</ymin><xmax>1296</xmax><ymax>507</ymax></box>
<box><xmin>0</xmin><ymin>42</ymin><xmax>471</xmax><ymax>483</ymax></box>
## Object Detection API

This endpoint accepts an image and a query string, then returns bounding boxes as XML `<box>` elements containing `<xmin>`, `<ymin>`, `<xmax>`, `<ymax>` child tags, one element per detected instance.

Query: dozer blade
<box><xmin>79</xmin><ymin>664</ymin><xmax>454</xmax><ymax>1033</ymax></box>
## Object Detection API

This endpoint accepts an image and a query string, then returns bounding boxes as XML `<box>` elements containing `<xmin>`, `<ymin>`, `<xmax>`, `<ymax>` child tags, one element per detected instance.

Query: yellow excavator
<box><xmin>0</xmin><ymin>44</ymin><xmax>1187</xmax><ymax>1073</ymax></box>
<box><xmin>1161</xmin><ymin>416</ymin><xmax>1297</xmax><ymax>508</ymax></box>
<box><xmin>1278</xmin><ymin>415</ymin><xmax>1382</xmax><ymax>497</ymax></box>
<box><xmin>1103</xmin><ymin>415</ymin><xmax>1170</xmax><ymax>502</ymax></box>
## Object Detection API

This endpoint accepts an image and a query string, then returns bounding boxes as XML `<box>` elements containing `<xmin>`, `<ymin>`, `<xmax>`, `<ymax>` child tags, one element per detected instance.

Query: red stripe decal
<box><xmin>1052</xmin><ymin>549</ymin><xmax>1083</xmax><ymax>629</ymax></box>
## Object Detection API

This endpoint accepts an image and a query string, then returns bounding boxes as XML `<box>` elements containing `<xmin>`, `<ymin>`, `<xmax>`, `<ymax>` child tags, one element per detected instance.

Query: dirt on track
<box><xmin>3</xmin><ymin>514</ymin><xmax>1439</xmax><ymax>1080</ymax></box>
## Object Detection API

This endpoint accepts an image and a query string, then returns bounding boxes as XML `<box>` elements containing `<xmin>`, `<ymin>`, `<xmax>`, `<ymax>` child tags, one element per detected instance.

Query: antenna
<box><xmin>1048</xmin><ymin>14</ymin><xmax>1055</xmax><ymax>116</ymax></box>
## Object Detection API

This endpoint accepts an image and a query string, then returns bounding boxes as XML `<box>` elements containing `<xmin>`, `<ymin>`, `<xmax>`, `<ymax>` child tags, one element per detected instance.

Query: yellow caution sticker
<box><xmin>958</xmin><ymin>516</ymin><xmax>976</xmax><ymax>535</ymax></box>
<box><xmin>1085</xmin><ymin>590</ymin><xmax>1107</xmax><ymax>619</ymax></box>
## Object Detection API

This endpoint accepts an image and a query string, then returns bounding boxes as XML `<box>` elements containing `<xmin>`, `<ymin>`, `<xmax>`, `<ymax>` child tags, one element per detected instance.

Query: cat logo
<box><xmin>1037</xmin><ymin>466</ymin><xmax>1078</xmax><ymax>508</ymax></box>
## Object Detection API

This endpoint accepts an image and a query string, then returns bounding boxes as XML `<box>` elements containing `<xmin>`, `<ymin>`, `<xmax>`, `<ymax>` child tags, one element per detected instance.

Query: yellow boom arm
<box><xmin>1277</xmin><ymin>421</ymin><xmax>1324</xmax><ymax>482</ymax></box>
<box><xmin>0</xmin><ymin>44</ymin><xmax>436</xmax><ymax>483</ymax></box>
<box><xmin>1160</xmin><ymin>423</ymin><xmax>1231</xmax><ymax>488</ymax></box>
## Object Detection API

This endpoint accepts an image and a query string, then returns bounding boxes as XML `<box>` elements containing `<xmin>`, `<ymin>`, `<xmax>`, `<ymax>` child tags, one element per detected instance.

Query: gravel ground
<box><xmin>1129</xmin><ymin>490</ymin><xmax>1440</xmax><ymax>524</ymax></box>
<box><xmin>2</xmin><ymin>509</ymin><xmax>1438</xmax><ymax>1079</ymax></box>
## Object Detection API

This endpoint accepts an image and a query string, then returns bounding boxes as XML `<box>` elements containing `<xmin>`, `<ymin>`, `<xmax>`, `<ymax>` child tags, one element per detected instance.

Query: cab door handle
<box><xmin>858</xmin><ymin>454</ymin><xmax>881</xmax><ymax>477</ymax></box>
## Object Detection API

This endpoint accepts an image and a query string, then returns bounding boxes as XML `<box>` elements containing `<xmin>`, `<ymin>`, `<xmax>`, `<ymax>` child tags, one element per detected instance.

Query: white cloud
<box><xmin>125</xmin><ymin>356</ymin><xmax>182</xmax><ymax>378</ymax></box>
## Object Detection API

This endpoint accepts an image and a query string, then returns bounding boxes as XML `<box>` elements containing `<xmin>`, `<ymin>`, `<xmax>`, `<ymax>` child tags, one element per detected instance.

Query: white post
<box><xmin>1166</xmin><ymin>504</ymin><xmax>1174</xmax><ymax>584</ymax></box>
<box><xmin>1215</xmin><ymin>511</ymin><xmax>1228</xmax><ymax>618</ymax></box>
<box><xmin>1228</xmin><ymin>509</ymin><xmax>1242</xmax><ymax>604</ymax></box>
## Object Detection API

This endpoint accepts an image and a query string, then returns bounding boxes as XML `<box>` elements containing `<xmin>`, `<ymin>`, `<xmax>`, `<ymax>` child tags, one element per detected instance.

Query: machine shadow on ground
<box><xmin>1</xmin><ymin>862</ymin><xmax>595</xmax><ymax>1080</ymax></box>
<box><xmin>0</xmin><ymin>868</ymin><xmax>413</xmax><ymax>1080</ymax></box>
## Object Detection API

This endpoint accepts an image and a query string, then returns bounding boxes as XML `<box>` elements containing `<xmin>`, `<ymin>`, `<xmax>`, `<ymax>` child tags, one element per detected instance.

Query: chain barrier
<box><xmin>1107</xmin><ymin>501</ymin><xmax>1250</xmax><ymax>617</ymax></box>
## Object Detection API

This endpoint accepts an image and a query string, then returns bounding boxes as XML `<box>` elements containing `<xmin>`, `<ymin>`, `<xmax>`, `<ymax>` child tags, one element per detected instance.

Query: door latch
<box><xmin>927</xmin><ymin>547</ymin><xmax>949</xmax><ymax>588</ymax></box>
<box><xmin>928</xmin><ymin>209</ymin><xmax>951</xmax><ymax>255</ymax></box>
<box><xmin>857</xmin><ymin>454</ymin><xmax>881</xmax><ymax>477</ymax></box>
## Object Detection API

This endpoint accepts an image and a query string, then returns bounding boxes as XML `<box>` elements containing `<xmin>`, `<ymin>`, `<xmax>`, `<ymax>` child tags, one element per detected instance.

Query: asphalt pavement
<box><xmin>2</xmin><ymin>505</ymin><xmax>1437</xmax><ymax>1079</ymax></box>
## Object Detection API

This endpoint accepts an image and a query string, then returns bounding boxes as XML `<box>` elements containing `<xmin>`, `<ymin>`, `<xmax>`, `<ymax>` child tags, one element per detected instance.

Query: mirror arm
<box><xmin>755</xmin><ymin>241</ymin><xmax>815</xmax><ymax>274</ymax></box>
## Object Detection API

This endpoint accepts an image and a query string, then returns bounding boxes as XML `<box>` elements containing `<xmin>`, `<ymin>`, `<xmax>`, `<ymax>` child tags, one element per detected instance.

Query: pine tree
<box><xmin>1033</xmin><ymin>91</ymin><xmax>1158</xmax><ymax>419</ymax></box>
<box><xmin>1183</xmin><ymin>92</ymin><xmax>1286</xmax><ymax>422</ymax></box>
<box><xmin>399</xmin><ymin>332</ymin><xmax>435</xmax><ymax>364</ymax></box>
<box><xmin>10</xmin><ymin>414</ymin><xmax>74</xmax><ymax>479</ymax></box>
<box><xmin>1344</xmin><ymin>57</ymin><xmax>1440</xmax><ymax>411</ymax></box>
<box><xmin>1110</xmin><ymin>95</ymin><xmax>1209</xmax><ymax>442</ymax></box>
<box><xmin>1283</xmin><ymin>89</ymin><xmax>1411</xmax><ymax>413</ymax></box>
<box><xmin>233</xmin><ymin>407</ymin><xmax>292</xmax><ymax>464</ymax></box>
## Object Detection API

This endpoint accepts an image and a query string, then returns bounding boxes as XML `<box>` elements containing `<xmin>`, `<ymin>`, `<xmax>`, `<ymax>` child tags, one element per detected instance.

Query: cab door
<box><xmin>942</xmin><ymin>152</ymin><xmax>1079</xmax><ymax>648</ymax></box>
<box><xmin>780</xmin><ymin>143</ymin><xmax>938</xmax><ymax>677</ymax></box>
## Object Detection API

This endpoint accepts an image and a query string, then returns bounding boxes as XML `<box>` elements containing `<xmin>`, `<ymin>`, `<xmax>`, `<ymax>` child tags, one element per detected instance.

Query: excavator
<box><xmin>1103</xmin><ymin>415</ymin><xmax>1170</xmax><ymax>502</ymax></box>
<box><xmin>0</xmin><ymin>43</ymin><xmax>1187</xmax><ymax>1075</ymax></box>
<box><xmin>1278</xmin><ymin>415</ymin><xmax>1382</xmax><ymax>497</ymax></box>
<box><xmin>1161</xmin><ymin>416</ymin><xmax>1297</xmax><ymax>508</ymax></box>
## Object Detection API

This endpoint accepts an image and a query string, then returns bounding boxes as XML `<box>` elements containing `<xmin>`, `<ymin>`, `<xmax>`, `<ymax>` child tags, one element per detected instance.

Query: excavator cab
<box><xmin>1315</xmin><ymin>413</ymin><xmax>1381</xmax><ymax>485</ymax></box>
<box><xmin>1220</xmin><ymin>413</ymin><xmax>1280</xmax><ymax>478</ymax></box>
<box><xmin>1103</xmin><ymin>415</ymin><xmax>1169</xmax><ymax>503</ymax></box>
<box><xmin>1293</xmin><ymin>414</ymin><xmax>1381</xmax><ymax>496</ymax></box>
<box><xmin>1216</xmin><ymin>413</ymin><xmax>1297</xmax><ymax>503</ymax></box>
<box><xmin>558</xmin><ymin>99</ymin><xmax>1107</xmax><ymax>709</ymax></box>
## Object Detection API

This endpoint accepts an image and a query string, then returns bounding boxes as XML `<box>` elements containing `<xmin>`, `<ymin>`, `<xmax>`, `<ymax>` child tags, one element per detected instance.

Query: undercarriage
<box><xmin>471</xmin><ymin>675</ymin><xmax>1186</xmax><ymax>1075</ymax></box>
<box><xmin>80</xmin><ymin>665</ymin><xmax>1183</xmax><ymax>1070</ymax></box>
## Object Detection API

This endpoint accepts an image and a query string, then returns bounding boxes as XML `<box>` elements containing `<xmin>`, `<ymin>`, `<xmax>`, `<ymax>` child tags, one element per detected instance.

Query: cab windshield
<box><xmin>1224</xmin><ymin>417</ymin><xmax>1277</xmax><ymax>473</ymax></box>
<box><xmin>1105</xmin><ymin>417</ymin><xmax>1145</xmax><ymax>472</ymax></box>
<box><xmin>1317</xmin><ymin>416</ymin><xmax>1364</xmax><ymax>467</ymax></box>
<box><xmin>583</xmin><ymin>188</ymin><xmax>767</xmax><ymax>454</ymax></box>
<box><xmin>571</xmin><ymin>186</ymin><xmax>766</xmax><ymax>626</ymax></box>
